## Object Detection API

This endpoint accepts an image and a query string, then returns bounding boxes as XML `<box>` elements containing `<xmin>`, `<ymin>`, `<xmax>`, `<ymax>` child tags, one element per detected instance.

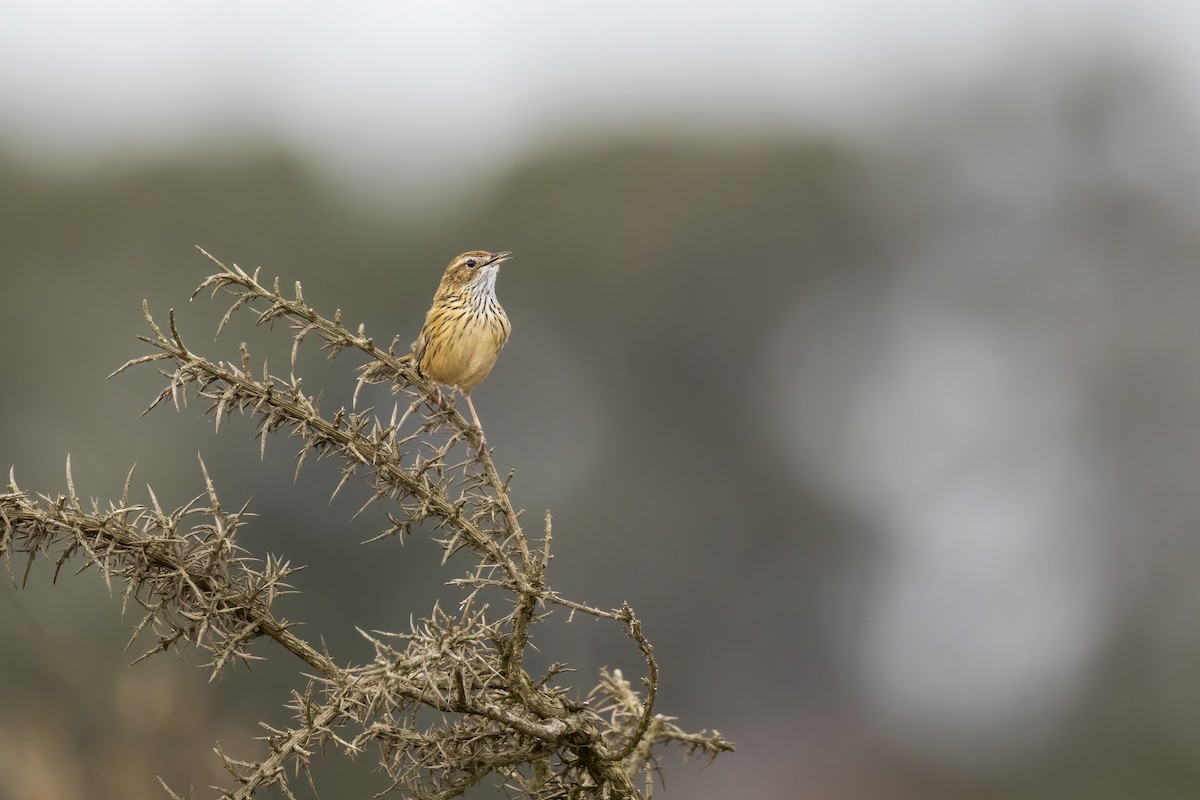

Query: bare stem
<box><xmin>2</xmin><ymin>249</ymin><xmax>733</xmax><ymax>799</ymax></box>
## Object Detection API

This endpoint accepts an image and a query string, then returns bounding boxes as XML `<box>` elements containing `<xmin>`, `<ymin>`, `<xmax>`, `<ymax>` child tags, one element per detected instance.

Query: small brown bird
<box><xmin>409</xmin><ymin>250</ymin><xmax>512</xmax><ymax>442</ymax></box>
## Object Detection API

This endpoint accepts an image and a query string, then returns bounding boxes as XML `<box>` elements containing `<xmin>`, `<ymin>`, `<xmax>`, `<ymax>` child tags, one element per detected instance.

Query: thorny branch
<box><xmin>0</xmin><ymin>249</ymin><xmax>732</xmax><ymax>799</ymax></box>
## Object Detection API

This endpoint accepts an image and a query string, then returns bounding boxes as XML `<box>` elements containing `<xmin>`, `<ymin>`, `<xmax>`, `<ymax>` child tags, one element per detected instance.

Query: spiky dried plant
<box><xmin>0</xmin><ymin>249</ymin><xmax>732</xmax><ymax>799</ymax></box>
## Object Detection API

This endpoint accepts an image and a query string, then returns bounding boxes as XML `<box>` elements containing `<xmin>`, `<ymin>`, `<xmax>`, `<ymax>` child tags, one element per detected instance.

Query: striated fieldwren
<box><xmin>408</xmin><ymin>250</ymin><xmax>512</xmax><ymax>442</ymax></box>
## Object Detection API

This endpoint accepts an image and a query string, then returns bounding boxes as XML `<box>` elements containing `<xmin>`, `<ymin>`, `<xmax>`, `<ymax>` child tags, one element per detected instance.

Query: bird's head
<box><xmin>439</xmin><ymin>250</ymin><xmax>512</xmax><ymax>293</ymax></box>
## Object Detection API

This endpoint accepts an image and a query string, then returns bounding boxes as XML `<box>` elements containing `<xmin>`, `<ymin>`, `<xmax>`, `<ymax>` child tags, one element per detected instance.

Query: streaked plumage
<box><xmin>411</xmin><ymin>250</ymin><xmax>512</xmax><ymax>441</ymax></box>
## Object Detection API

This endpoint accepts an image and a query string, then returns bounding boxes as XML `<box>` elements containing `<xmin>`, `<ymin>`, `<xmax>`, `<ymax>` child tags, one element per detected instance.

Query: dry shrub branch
<box><xmin>0</xmin><ymin>249</ymin><xmax>732</xmax><ymax>799</ymax></box>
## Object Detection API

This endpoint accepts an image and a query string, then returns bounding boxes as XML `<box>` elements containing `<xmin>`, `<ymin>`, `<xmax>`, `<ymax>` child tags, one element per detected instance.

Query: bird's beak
<box><xmin>488</xmin><ymin>251</ymin><xmax>513</xmax><ymax>266</ymax></box>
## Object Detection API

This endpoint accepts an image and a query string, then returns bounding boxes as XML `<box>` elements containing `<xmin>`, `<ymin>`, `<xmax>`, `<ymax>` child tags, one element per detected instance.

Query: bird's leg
<box><xmin>464</xmin><ymin>393</ymin><xmax>487</xmax><ymax>446</ymax></box>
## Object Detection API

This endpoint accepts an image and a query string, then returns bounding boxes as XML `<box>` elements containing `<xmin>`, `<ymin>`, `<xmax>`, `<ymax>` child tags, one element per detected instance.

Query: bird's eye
<box><xmin>465</xmin><ymin>259</ymin><xmax>478</xmax><ymax>268</ymax></box>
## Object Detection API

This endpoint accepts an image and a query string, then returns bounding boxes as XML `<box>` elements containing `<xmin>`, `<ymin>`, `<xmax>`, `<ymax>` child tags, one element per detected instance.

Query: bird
<box><xmin>363</xmin><ymin>250</ymin><xmax>512</xmax><ymax>444</ymax></box>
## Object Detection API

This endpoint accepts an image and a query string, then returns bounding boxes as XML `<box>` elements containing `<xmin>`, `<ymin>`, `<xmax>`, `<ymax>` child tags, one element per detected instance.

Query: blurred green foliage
<box><xmin>5</xmin><ymin>63</ymin><xmax>1200</xmax><ymax>798</ymax></box>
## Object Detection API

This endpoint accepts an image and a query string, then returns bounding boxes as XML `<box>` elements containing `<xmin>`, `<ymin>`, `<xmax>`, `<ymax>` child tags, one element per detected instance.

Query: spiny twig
<box><xmin>2</xmin><ymin>249</ymin><xmax>733</xmax><ymax>799</ymax></box>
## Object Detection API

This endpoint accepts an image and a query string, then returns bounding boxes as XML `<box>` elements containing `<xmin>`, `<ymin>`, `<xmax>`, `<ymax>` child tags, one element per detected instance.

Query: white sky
<box><xmin>0</xmin><ymin>0</ymin><xmax>1196</xmax><ymax>198</ymax></box>
<box><xmin>3</xmin><ymin>0</ymin><xmax>1196</xmax><ymax>775</ymax></box>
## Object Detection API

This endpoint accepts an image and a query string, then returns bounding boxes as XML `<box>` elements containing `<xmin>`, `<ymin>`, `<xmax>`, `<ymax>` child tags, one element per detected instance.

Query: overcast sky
<box><xmin>5</xmin><ymin>3</ymin><xmax>1200</xmax><ymax>786</ymax></box>
<box><xmin>1</xmin><ymin>1</ymin><xmax>1197</xmax><ymax>198</ymax></box>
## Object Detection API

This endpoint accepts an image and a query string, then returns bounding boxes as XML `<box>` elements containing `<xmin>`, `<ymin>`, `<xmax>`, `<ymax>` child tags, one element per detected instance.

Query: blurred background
<box><xmin>3</xmin><ymin>1</ymin><xmax>1200</xmax><ymax>798</ymax></box>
